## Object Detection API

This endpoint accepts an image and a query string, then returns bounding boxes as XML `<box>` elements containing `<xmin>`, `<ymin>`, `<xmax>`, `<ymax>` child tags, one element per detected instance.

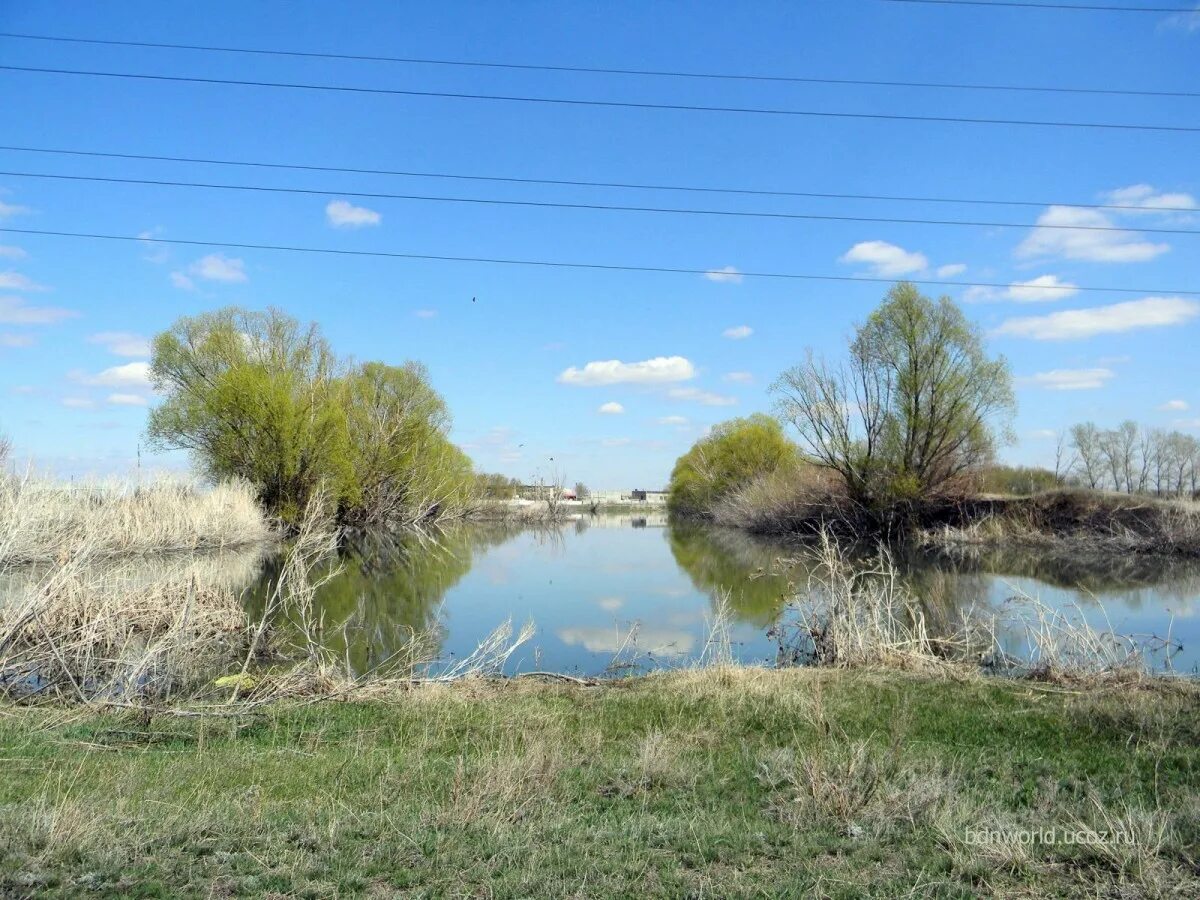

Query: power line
<box><xmin>6</xmin><ymin>168</ymin><xmax>1199</xmax><ymax>236</ymax></box>
<box><xmin>3</xmin><ymin>226</ymin><xmax>1196</xmax><ymax>296</ymax></box>
<box><xmin>1</xmin><ymin>30</ymin><xmax>1193</xmax><ymax>100</ymax></box>
<box><xmin>877</xmin><ymin>0</ymin><xmax>1197</xmax><ymax>11</ymax></box>
<box><xmin>2</xmin><ymin>64</ymin><xmax>1197</xmax><ymax>134</ymax></box>
<box><xmin>0</xmin><ymin>144</ymin><xmax>1192</xmax><ymax>215</ymax></box>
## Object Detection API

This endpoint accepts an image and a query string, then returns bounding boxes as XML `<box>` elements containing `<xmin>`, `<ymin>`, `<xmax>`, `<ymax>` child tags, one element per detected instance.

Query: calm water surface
<box><xmin>242</xmin><ymin>514</ymin><xmax>1200</xmax><ymax>676</ymax></box>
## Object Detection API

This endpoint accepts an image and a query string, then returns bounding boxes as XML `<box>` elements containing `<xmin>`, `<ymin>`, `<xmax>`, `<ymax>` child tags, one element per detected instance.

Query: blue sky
<box><xmin>1</xmin><ymin>0</ymin><xmax>1198</xmax><ymax>488</ymax></box>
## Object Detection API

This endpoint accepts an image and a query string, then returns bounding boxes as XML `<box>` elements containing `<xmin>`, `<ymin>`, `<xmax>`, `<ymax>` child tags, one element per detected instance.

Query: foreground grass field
<box><xmin>0</xmin><ymin>669</ymin><xmax>1197</xmax><ymax>898</ymax></box>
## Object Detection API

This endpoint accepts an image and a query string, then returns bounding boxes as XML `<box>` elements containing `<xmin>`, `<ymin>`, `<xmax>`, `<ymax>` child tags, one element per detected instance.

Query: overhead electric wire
<box><xmin>1</xmin><ymin>64</ymin><xmax>1197</xmax><ymax>134</ymax></box>
<box><xmin>0</xmin><ymin>144</ymin><xmax>1192</xmax><ymax>215</ymax></box>
<box><xmin>0</xmin><ymin>30</ymin><xmax>1194</xmax><ymax>100</ymax></box>
<box><xmin>3</xmin><ymin>226</ymin><xmax>1196</xmax><ymax>297</ymax></box>
<box><xmin>5</xmin><ymin>168</ymin><xmax>1199</xmax><ymax>236</ymax></box>
<box><xmin>877</xmin><ymin>0</ymin><xmax>1197</xmax><ymax>11</ymax></box>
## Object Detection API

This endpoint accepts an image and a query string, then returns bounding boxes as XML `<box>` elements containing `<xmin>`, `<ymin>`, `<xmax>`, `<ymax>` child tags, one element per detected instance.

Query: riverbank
<box><xmin>0</xmin><ymin>668</ymin><xmax>1196</xmax><ymax>897</ymax></box>
<box><xmin>710</xmin><ymin>479</ymin><xmax>1200</xmax><ymax>557</ymax></box>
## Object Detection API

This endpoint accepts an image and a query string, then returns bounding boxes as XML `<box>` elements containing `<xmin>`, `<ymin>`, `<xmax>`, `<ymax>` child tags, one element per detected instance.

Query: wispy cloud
<box><xmin>0</xmin><ymin>271</ymin><xmax>48</xmax><ymax>292</ymax></box>
<box><xmin>0</xmin><ymin>296</ymin><xmax>77</xmax><ymax>325</ymax></box>
<box><xmin>993</xmin><ymin>297</ymin><xmax>1200</xmax><ymax>341</ymax></box>
<box><xmin>1020</xmin><ymin>368</ymin><xmax>1114</xmax><ymax>391</ymax></box>
<box><xmin>171</xmin><ymin>253</ymin><xmax>247</xmax><ymax>288</ymax></box>
<box><xmin>936</xmin><ymin>263</ymin><xmax>967</xmax><ymax>278</ymax></box>
<box><xmin>722</xmin><ymin>325</ymin><xmax>753</xmax><ymax>339</ymax></box>
<box><xmin>703</xmin><ymin>265</ymin><xmax>743</xmax><ymax>284</ymax></box>
<box><xmin>840</xmin><ymin>241</ymin><xmax>927</xmax><ymax>277</ymax></box>
<box><xmin>88</xmin><ymin>332</ymin><xmax>151</xmax><ymax>357</ymax></box>
<box><xmin>77</xmin><ymin>361</ymin><xmax>153</xmax><ymax>389</ymax></box>
<box><xmin>1016</xmin><ymin>206</ymin><xmax>1169</xmax><ymax>263</ymax></box>
<box><xmin>326</xmin><ymin>199</ymin><xmax>382</xmax><ymax>228</ymax></box>
<box><xmin>1161</xmin><ymin>4</ymin><xmax>1200</xmax><ymax>33</ymax></box>
<box><xmin>723</xmin><ymin>371</ymin><xmax>753</xmax><ymax>384</ymax></box>
<box><xmin>106</xmin><ymin>393</ymin><xmax>149</xmax><ymax>407</ymax></box>
<box><xmin>61</xmin><ymin>397</ymin><xmax>95</xmax><ymax>409</ymax></box>
<box><xmin>657</xmin><ymin>415</ymin><xmax>689</xmax><ymax>426</ymax></box>
<box><xmin>1005</xmin><ymin>275</ymin><xmax>1079</xmax><ymax>302</ymax></box>
<box><xmin>0</xmin><ymin>245</ymin><xmax>27</xmax><ymax>260</ymax></box>
<box><xmin>1159</xmin><ymin>399</ymin><xmax>1189</xmax><ymax>412</ymax></box>
<box><xmin>1103</xmin><ymin>184</ymin><xmax>1197</xmax><ymax>214</ymax></box>
<box><xmin>413</xmin><ymin>309</ymin><xmax>437</xmax><ymax>319</ymax></box>
<box><xmin>666</xmin><ymin>386</ymin><xmax>737</xmax><ymax>406</ymax></box>
<box><xmin>0</xmin><ymin>200</ymin><xmax>30</xmax><ymax>219</ymax></box>
<box><xmin>598</xmin><ymin>401</ymin><xmax>625</xmax><ymax>414</ymax></box>
<box><xmin>0</xmin><ymin>332</ymin><xmax>35</xmax><ymax>348</ymax></box>
<box><xmin>558</xmin><ymin>356</ymin><xmax>695</xmax><ymax>386</ymax></box>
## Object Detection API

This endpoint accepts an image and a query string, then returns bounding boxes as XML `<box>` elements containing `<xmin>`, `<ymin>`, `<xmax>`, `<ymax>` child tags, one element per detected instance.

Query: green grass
<box><xmin>0</xmin><ymin>669</ymin><xmax>1197</xmax><ymax>897</ymax></box>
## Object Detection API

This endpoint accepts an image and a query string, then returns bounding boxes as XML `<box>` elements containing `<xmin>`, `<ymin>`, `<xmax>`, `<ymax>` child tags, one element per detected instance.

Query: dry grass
<box><xmin>0</xmin><ymin>474</ymin><xmax>272</xmax><ymax>566</ymax></box>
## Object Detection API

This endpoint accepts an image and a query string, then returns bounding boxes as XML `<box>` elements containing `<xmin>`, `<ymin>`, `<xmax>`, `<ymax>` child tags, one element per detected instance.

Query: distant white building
<box><xmin>589</xmin><ymin>489</ymin><xmax>669</xmax><ymax>505</ymax></box>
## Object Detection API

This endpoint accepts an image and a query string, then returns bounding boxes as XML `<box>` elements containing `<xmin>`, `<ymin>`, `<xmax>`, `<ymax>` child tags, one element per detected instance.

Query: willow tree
<box><xmin>667</xmin><ymin>414</ymin><xmax>799</xmax><ymax>515</ymax></box>
<box><xmin>770</xmin><ymin>283</ymin><xmax>1014</xmax><ymax>504</ymax></box>
<box><xmin>147</xmin><ymin>307</ymin><xmax>352</xmax><ymax>520</ymax></box>
<box><xmin>343</xmin><ymin>361</ymin><xmax>475</xmax><ymax>526</ymax></box>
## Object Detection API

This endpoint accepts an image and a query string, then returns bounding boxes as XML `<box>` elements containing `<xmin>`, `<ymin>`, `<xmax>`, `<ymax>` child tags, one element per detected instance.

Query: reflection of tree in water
<box><xmin>247</xmin><ymin>525</ymin><xmax>517</xmax><ymax>676</ymax></box>
<box><xmin>910</xmin><ymin>545</ymin><xmax>1200</xmax><ymax>610</ymax></box>
<box><xmin>666</xmin><ymin>524</ymin><xmax>795</xmax><ymax>625</ymax></box>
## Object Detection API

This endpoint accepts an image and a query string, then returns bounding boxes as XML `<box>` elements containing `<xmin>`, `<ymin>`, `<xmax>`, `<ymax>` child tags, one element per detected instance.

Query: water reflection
<box><xmin>3</xmin><ymin>515</ymin><xmax>1196</xmax><ymax>675</ymax></box>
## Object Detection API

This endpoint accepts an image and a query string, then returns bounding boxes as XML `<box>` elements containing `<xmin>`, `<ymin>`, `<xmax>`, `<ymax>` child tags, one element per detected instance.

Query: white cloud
<box><xmin>1028</xmin><ymin>429</ymin><xmax>1058</xmax><ymax>439</ymax></box>
<box><xmin>88</xmin><ymin>332</ymin><xmax>151</xmax><ymax>357</ymax></box>
<box><xmin>839</xmin><ymin>241</ymin><xmax>927</xmax><ymax>277</ymax></box>
<box><xmin>0</xmin><ymin>245</ymin><xmax>27</xmax><ymax>260</ymax></box>
<box><xmin>1159</xmin><ymin>399</ymin><xmax>1189</xmax><ymax>412</ymax></box>
<box><xmin>0</xmin><ymin>271</ymin><xmax>48</xmax><ymax>292</ymax></box>
<box><xmin>1020</xmin><ymin>368</ymin><xmax>1115</xmax><ymax>391</ymax></box>
<box><xmin>936</xmin><ymin>263</ymin><xmax>967</xmax><ymax>278</ymax></box>
<box><xmin>0</xmin><ymin>296</ymin><xmax>77</xmax><ymax>325</ymax></box>
<box><xmin>558</xmin><ymin>356</ymin><xmax>695</xmax><ymax>386</ymax></box>
<box><xmin>598</xmin><ymin>402</ymin><xmax>625</xmax><ymax>415</ymax></box>
<box><xmin>171</xmin><ymin>254</ymin><xmax>246</xmax><ymax>288</ymax></box>
<box><xmin>326</xmin><ymin>199</ymin><xmax>382</xmax><ymax>228</ymax></box>
<box><xmin>1103</xmin><ymin>184</ymin><xmax>1197</xmax><ymax>214</ymax></box>
<box><xmin>722</xmin><ymin>325</ymin><xmax>753</xmax><ymax>339</ymax></box>
<box><xmin>169</xmin><ymin>271</ymin><xmax>195</xmax><ymax>291</ymax></box>
<box><xmin>723</xmin><ymin>371</ymin><xmax>753</xmax><ymax>384</ymax></box>
<box><xmin>597</xmin><ymin>597</ymin><xmax>624</xmax><ymax>612</ymax></box>
<box><xmin>0</xmin><ymin>332</ymin><xmax>35</xmax><ymax>348</ymax></box>
<box><xmin>107</xmin><ymin>393</ymin><xmax>149</xmax><ymax>407</ymax></box>
<box><xmin>1005</xmin><ymin>275</ymin><xmax>1080</xmax><ymax>303</ymax></box>
<box><xmin>414</xmin><ymin>309</ymin><xmax>437</xmax><ymax>319</ymax></box>
<box><xmin>79</xmin><ymin>361</ymin><xmax>153</xmax><ymax>389</ymax></box>
<box><xmin>666</xmin><ymin>386</ymin><xmax>737</xmax><ymax>407</ymax></box>
<box><xmin>61</xmin><ymin>397</ymin><xmax>95</xmax><ymax>409</ymax></box>
<box><xmin>601</xmin><ymin>437</ymin><xmax>632</xmax><ymax>448</ymax></box>
<box><xmin>993</xmin><ymin>297</ymin><xmax>1200</xmax><ymax>341</ymax></box>
<box><xmin>557</xmin><ymin>625</ymin><xmax>693</xmax><ymax>655</ymax></box>
<box><xmin>703</xmin><ymin>266</ymin><xmax>743</xmax><ymax>284</ymax></box>
<box><xmin>191</xmin><ymin>254</ymin><xmax>247</xmax><ymax>283</ymax></box>
<box><xmin>657</xmin><ymin>415</ymin><xmax>689</xmax><ymax>426</ymax></box>
<box><xmin>1015</xmin><ymin>206</ymin><xmax>1169</xmax><ymax>263</ymax></box>
<box><xmin>0</xmin><ymin>200</ymin><xmax>30</xmax><ymax>219</ymax></box>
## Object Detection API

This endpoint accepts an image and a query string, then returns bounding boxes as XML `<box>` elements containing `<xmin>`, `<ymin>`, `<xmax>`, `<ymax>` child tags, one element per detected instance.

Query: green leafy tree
<box><xmin>771</xmin><ymin>283</ymin><xmax>1015</xmax><ymax>504</ymax></box>
<box><xmin>344</xmin><ymin>362</ymin><xmax>474</xmax><ymax>525</ymax></box>
<box><xmin>667</xmin><ymin>414</ymin><xmax>799</xmax><ymax>516</ymax></box>
<box><xmin>147</xmin><ymin>307</ymin><xmax>475</xmax><ymax>524</ymax></box>
<box><xmin>147</xmin><ymin>307</ymin><xmax>352</xmax><ymax>521</ymax></box>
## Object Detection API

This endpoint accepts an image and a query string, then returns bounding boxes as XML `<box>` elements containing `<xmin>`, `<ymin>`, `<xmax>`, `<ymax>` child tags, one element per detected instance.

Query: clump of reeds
<box><xmin>0</xmin><ymin>473</ymin><xmax>272</xmax><ymax>566</ymax></box>
<box><xmin>0</xmin><ymin>553</ymin><xmax>248</xmax><ymax>703</ymax></box>
<box><xmin>771</xmin><ymin>530</ymin><xmax>1175</xmax><ymax>681</ymax></box>
<box><xmin>771</xmin><ymin>531</ymin><xmax>950</xmax><ymax>670</ymax></box>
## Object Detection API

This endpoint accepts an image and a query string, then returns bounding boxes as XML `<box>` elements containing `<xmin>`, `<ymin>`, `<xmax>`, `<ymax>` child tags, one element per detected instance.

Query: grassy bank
<box><xmin>0</xmin><ymin>476</ymin><xmax>272</xmax><ymax>566</ymax></box>
<box><xmin>708</xmin><ymin>475</ymin><xmax>1200</xmax><ymax>557</ymax></box>
<box><xmin>0</xmin><ymin>669</ymin><xmax>1196</xmax><ymax>897</ymax></box>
